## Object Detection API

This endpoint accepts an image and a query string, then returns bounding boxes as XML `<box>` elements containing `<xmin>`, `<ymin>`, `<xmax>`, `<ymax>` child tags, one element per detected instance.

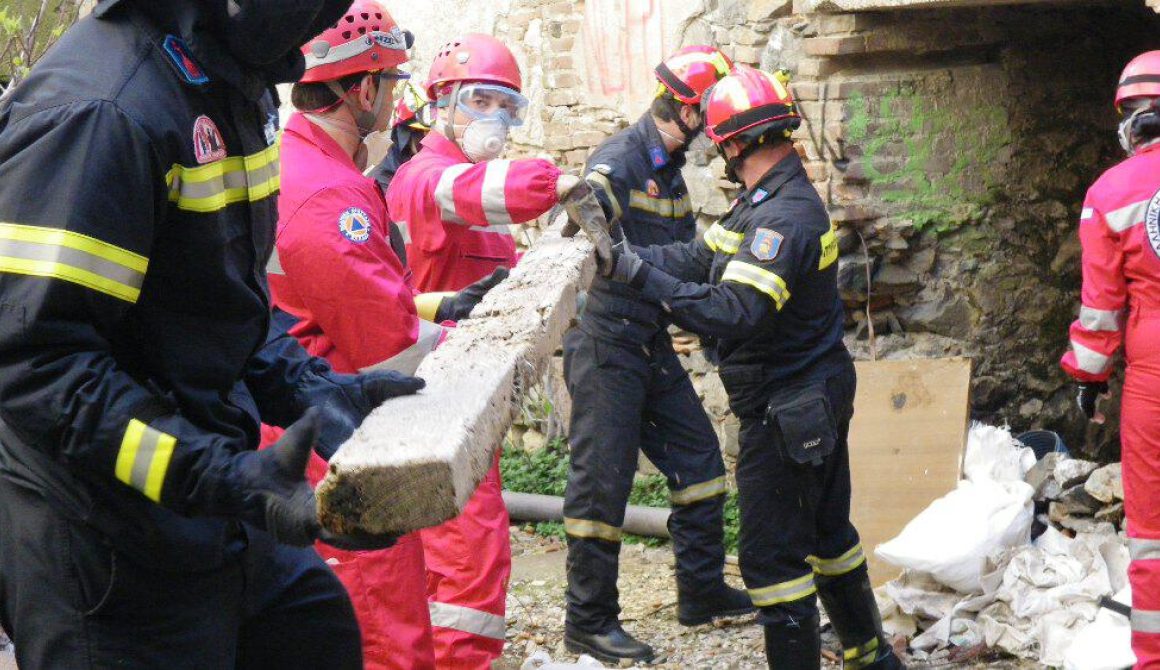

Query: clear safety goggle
<box><xmin>451</xmin><ymin>84</ymin><xmax>529</xmax><ymax>127</ymax></box>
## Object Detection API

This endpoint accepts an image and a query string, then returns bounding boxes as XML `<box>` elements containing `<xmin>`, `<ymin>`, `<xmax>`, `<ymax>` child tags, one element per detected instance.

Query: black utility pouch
<box><xmin>765</xmin><ymin>385</ymin><xmax>837</xmax><ymax>466</ymax></box>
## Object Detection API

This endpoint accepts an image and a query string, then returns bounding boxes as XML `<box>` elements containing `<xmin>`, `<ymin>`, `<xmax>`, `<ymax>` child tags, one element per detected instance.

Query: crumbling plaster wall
<box><xmin>389</xmin><ymin>0</ymin><xmax>1159</xmax><ymax>456</ymax></box>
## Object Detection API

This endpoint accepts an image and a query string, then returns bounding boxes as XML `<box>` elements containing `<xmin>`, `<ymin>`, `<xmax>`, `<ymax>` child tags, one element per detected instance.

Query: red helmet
<box><xmin>704</xmin><ymin>64</ymin><xmax>799</xmax><ymax>144</ymax></box>
<box><xmin>393</xmin><ymin>79</ymin><xmax>433</xmax><ymax>130</ymax></box>
<box><xmin>654</xmin><ymin>45</ymin><xmax>733</xmax><ymax>105</ymax></box>
<box><xmin>1116</xmin><ymin>50</ymin><xmax>1160</xmax><ymax>111</ymax></box>
<box><xmin>301</xmin><ymin>0</ymin><xmax>410</xmax><ymax>84</ymax></box>
<box><xmin>425</xmin><ymin>33</ymin><xmax>522</xmax><ymax>100</ymax></box>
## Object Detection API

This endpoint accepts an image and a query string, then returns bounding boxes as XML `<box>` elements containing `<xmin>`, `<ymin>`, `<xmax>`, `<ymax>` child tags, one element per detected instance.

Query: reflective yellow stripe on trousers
<box><xmin>564</xmin><ymin>517</ymin><xmax>622</xmax><ymax>543</ymax></box>
<box><xmin>0</xmin><ymin>222</ymin><xmax>148</xmax><ymax>303</ymax></box>
<box><xmin>748</xmin><ymin>572</ymin><xmax>816</xmax><ymax>607</ymax></box>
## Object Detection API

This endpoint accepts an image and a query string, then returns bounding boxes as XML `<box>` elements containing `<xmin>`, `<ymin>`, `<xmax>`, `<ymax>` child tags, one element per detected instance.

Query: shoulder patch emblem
<box><xmin>192</xmin><ymin>115</ymin><xmax>227</xmax><ymax>165</ymax></box>
<box><xmin>751</xmin><ymin>228</ymin><xmax>784</xmax><ymax>261</ymax></box>
<box><xmin>339</xmin><ymin>207</ymin><xmax>372</xmax><ymax>244</ymax></box>
<box><xmin>162</xmin><ymin>35</ymin><xmax>209</xmax><ymax>86</ymax></box>
<box><xmin>592</xmin><ymin>163</ymin><xmax>613</xmax><ymax>175</ymax></box>
<box><xmin>751</xmin><ymin>188</ymin><xmax>769</xmax><ymax>204</ymax></box>
<box><xmin>1146</xmin><ymin>188</ymin><xmax>1160</xmax><ymax>260</ymax></box>
<box><xmin>646</xmin><ymin>179</ymin><xmax>660</xmax><ymax>198</ymax></box>
<box><xmin>649</xmin><ymin>146</ymin><xmax>667</xmax><ymax>168</ymax></box>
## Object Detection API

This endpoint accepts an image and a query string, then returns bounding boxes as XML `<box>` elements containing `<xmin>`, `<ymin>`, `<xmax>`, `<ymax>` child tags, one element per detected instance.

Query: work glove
<box><xmin>1076</xmin><ymin>381</ymin><xmax>1109</xmax><ymax>423</ymax></box>
<box><xmin>558</xmin><ymin>178</ymin><xmax>614</xmax><ymax>270</ymax></box>
<box><xmin>310</xmin><ymin>370</ymin><xmax>427</xmax><ymax>459</ymax></box>
<box><xmin>234</xmin><ymin>408</ymin><xmax>398</xmax><ymax>550</ymax></box>
<box><xmin>434</xmin><ymin>267</ymin><xmax>509</xmax><ymax>322</ymax></box>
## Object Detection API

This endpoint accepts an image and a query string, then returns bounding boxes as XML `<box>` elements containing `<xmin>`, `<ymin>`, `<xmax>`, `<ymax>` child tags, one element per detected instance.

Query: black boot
<box><xmin>564</xmin><ymin>623</ymin><xmax>655</xmax><ymax>664</ymax></box>
<box><xmin>816</xmin><ymin>566</ymin><xmax>906</xmax><ymax>669</ymax></box>
<box><xmin>763</xmin><ymin>614</ymin><xmax>822</xmax><ymax>670</ymax></box>
<box><xmin>678</xmin><ymin>582</ymin><xmax>756</xmax><ymax>626</ymax></box>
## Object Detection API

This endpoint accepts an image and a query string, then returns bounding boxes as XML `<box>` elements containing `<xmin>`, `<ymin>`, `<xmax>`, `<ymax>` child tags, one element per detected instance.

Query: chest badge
<box><xmin>1147</xmin><ymin>188</ymin><xmax>1160</xmax><ymax>261</ymax></box>
<box><xmin>646</xmin><ymin>179</ymin><xmax>660</xmax><ymax>198</ymax></box>
<box><xmin>192</xmin><ymin>115</ymin><xmax>227</xmax><ymax>165</ymax></box>
<box><xmin>751</xmin><ymin>228</ymin><xmax>784</xmax><ymax>261</ymax></box>
<box><xmin>339</xmin><ymin>207</ymin><xmax>372</xmax><ymax>244</ymax></box>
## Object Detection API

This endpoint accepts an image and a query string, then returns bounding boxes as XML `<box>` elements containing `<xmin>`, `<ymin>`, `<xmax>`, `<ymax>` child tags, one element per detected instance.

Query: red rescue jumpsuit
<box><xmin>387</xmin><ymin>131</ymin><xmax>562</xmax><ymax>666</ymax></box>
<box><xmin>265</xmin><ymin>113</ymin><xmax>448</xmax><ymax>669</ymax></box>
<box><xmin>1062</xmin><ymin>141</ymin><xmax>1160</xmax><ymax>668</ymax></box>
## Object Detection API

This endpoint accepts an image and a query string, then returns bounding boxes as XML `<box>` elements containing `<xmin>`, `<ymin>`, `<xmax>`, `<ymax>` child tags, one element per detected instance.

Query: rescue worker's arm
<box><xmin>634</xmin><ymin>235</ymin><xmax>716</xmax><ymax>283</ymax></box>
<box><xmin>414</xmin><ymin>267</ymin><xmax>509</xmax><ymax>322</ymax></box>
<box><xmin>583</xmin><ymin>161</ymin><xmax>630</xmax><ymax>224</ymax></box>
<box><xmin>0</xmin><ymin>101</ymin><xmax>268</xmax><ymax>516</ymax></box>
<box><xmin>625</xmin><ymin>219</ymin><xmax>806</xmax><ymax>339</ymax></box>
<box><xmin>243</xmin><ymin>308</ymin><xmax>335</xmax><ymax>428</ymax></box>
<box><xmin>1060</xmin><ymin>197</ymin><xmax>1127</xmax><ymax>383</ymax></box>
<box><xmin>277</xmin><ymin>184</ymin><xmax>448</xmax><ymax>377</ymax></box>
<box><xmin>414</xmin><ymin>157</ymin><xmax>563</xmax><ymax>229</ymax></box>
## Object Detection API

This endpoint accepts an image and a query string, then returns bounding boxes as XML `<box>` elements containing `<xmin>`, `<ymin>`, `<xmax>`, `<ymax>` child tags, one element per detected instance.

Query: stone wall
<box><xmin>385</xmin><ymin>0</ymin><xmax>1159</xmax><ymax>457</ymax></box>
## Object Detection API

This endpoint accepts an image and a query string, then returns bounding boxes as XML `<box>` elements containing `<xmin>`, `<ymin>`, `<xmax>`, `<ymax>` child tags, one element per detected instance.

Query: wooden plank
<box><xmin>849</xmin><ymin>358</ymin><xmax>971</xmax><ymax>585</ymax></box>
<box><xmin>316</xmin><ymin>219</ymin><xmax>595</xmax><ymax>536</ymax></box>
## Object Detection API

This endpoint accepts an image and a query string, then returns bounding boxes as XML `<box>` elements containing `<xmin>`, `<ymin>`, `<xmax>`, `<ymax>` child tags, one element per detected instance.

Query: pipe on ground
<box><xmin>503</xmin><ymin>491</ymin><xmax>671</xmax><ymax>539</ymax></box>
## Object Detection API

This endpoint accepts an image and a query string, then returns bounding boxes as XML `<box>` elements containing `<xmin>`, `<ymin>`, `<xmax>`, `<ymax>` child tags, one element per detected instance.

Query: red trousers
<box><xmin>1121</xmin><ymin>312</ymin><xmax>1160</xmax><ymax>669</ymax></box>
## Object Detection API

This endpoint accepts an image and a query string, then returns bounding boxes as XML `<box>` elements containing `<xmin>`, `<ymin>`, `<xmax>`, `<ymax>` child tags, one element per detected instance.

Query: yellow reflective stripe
<box><xmin>115</xmin><ymin>419</ymin><xmax>177</xmax><ymax>502</ymax></box>
<box><xmin>748</xmin><ymin>572</ymin><xmax>816</xmax><ymax>607</ymax></box>
<box><xmin>585</xmin><ymin>171</ymin><xmax>622</xmax><ymax>220</ymax></box>
<box><xmin>703</xmin><ymin>223</ymin><xmax>743</xmax><ymax>255</ymax></box>
<box><xmin>627</xmin><ymin>190</ymin><xmax>691</xmax><ymax>218</ymax></box>
<box><xmin>564</xmin><ymin>517</ymin><xmax>622</xmax><ymax>542</ymax></box>
<box><xmin>166</xmin><ymin>144</ymin><xmax>281</xmax><ymax>213</ymax></box>
<box><xmin>819</xmin><ymin>225</ymin><xmax>838</xmax><ymax>270</ymax></box>
<box><xmin>415</xmin><ymin>292</ymin><xmax>454</xmax><ymax>321</ymax></box>
<box><xmin>843</xmin><ymin>637</ymin><xmax>880</xmax><ymax>668</ymax></box>
<box><xmin>721</xmin><ymin>261</ymin><xmax>790</xmax><ymax>309</ymax></box>
<box><xmin>806</xmin><ymin>543</ymin><xmax>866</xmax><ymax>576</ymax></box>
<box><xmin>671</xmin><ymin>475</ymin><xmax>727</xmax><ymax>505</ymax></box>
<box><xmin>0</xmin><ymin>222</ymin><xmax>148</xmax><ymax>303</ymax></box>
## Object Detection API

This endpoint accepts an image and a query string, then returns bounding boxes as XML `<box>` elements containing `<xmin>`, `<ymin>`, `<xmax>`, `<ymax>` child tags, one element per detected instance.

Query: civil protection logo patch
<box><xmin>1147</xmin><ymin>188</ymin><xmax>1160</xmax><ymax>261</ymax></box>
<box><xmin>751</xmin><ymin>228</ymin><xmax>783</xmax><ymax>261</ymax></box>
<box><xmin>338</xmin><ymin>207</ymin><xmax>372</xmax><ymax>244</ymax></box>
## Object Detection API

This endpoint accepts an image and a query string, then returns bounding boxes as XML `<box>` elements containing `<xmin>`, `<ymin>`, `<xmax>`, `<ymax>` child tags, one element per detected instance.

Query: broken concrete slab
<box><xmin>316</xmin><ymin>219</ymin><xmax>596</xmax><ymax>536</ymax></box>
<box><xmin>1095</xmin><ymin>503</ymin><xmax>1125</xmax><ymax>528</ymax></box>
<box><xmin>1023</xmin><ymin>452</ymin><xmax>1064</xmax><ymax>501</ymax></box>
<box><xmin>1084</xmin><ymin>463</ymin><xmax>1123</xmax><ymax>504</ymax></box>
<box><xmin>1052</xmin><ymin>485</ymin><xmax>1103</xmax><ymax>517</ymax></box>
<box><xmin>1054</xmin><ymin>458</ymin><xmax>1100</xmax><ymax>490</ymax></box>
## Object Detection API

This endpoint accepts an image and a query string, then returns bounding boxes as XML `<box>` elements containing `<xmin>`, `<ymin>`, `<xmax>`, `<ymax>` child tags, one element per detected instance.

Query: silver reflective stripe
<box><xmin>481</xmin><ymin>160</ymin><xmax>514</xmax><ymax>227</ymax></box>
<box><xmin>1104</xmin><ymin>200</ymin><xmax>1148</xmax><ymax>233</ymax></box>
<box><xmin>1079</xmin><ymin>305</ymin><xmax>1121</xmax><ymax>332</ymax></box>
<box><xmin>477</xmin><ymin>223</ymin><xmax>513</xmax><ymax>236</ymax></box>
<box><xmin>1134</xmin><ymin>608</ymin><xmax>1160</xmax><ymax>634</ymax></box>
<box><xmin>0</xmin><ymin>238</ymin><xmax>144</xmax><ymax>291</ymax></box>
<box><xmin>748</xmin><ymin>572</ymin><xmax>816</xmax><ymax>607</ymax></box>
<box><xmin>304</xmin><ymin>29</ymin><xmax>407</xmax><ymax>69</ymax></box>
<box><xmin>1071</xmin><ymin>340</ymin><xmax>1112</xmax><ymax>375</ymax></box>
<box><xmin>1130</xmin><ymin>538</ymin><xmax>1160</xmax><ymax>561</ymax></box>
<box><xmin>808</xmin><ymin>543</ymin><xmax>867</xmax><ymax>577</ymax></box>
<box><xmin>1081</xmin><ymin>207</ymin><xmax>1095</xmax><ymax>221</ymax></box>
<box><xmin>428</xmin><ymin>601</ymin><xmax>506</xmax><ymax>640</ymax></box>
<box><xmin>434</xmin><ymin>163</ymin><xmax>472</xmax><ymax>225</ymax></box>
<box><xmin>266</xmin><ymin>247</ymin><xmax>284</xmax><ymax>276</ymax></box>
<box><xmin>359</xmin><ymin>320</ymin><xmax>443</xmax><ymax>376</ymax></box>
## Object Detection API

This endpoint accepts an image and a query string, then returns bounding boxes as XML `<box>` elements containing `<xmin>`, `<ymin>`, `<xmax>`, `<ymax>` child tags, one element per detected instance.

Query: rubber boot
<box><xmin>817</xmin><ymin>566</ymin><xmax>906</xmax><ymax>669</ymax></box>
<box><xmin>762</xmin><ymin>614</ymin><xmax>822</xmax><ymax>670</ymax></box>
<box><xmin>564</xmin><ymin>623</ymin><xmax>655</xmax><ymax>664</ymax></box>
<box><xmin>678</xmin><ymin>581</ymin><xmax>756</xmax><ymax>626</ymax></box>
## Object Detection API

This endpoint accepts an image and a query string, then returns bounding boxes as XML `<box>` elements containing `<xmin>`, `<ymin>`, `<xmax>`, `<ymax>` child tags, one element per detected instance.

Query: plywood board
<box><xmin>849</xmin><ymin>357</ymin><xmax>971</xmax><ymax>585</ymax></box>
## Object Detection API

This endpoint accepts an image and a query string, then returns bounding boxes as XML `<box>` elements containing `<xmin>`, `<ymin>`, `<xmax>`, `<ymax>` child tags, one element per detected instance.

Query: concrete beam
<box><xmin>796</xmin><ymin>0</ymin><xmax>1112</xmax><ymax>12</ymax></box>
<box><xmin>316</xmin><ymin>216</ymin><xmax>596</xmax><ymax>536</ymax></box>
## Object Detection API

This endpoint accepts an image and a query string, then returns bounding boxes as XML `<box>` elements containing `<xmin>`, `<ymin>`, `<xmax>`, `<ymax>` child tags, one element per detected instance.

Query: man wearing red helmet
<box><xmin>385</xmin><ymin>33</ymin><xmax>588</xmax><ymax>668</ymax></box>
<box><xmin>576</xmin><ymin>65</ymin><xmax>904</xmax><ymax>669</ymax></box>
<box><xmin>1061</xmin><ymin>51</ymin><xmax>1160</xmax><ymax>669</ymax></box>
<box><xmin>559</xmin><ymin>45</ymin><xmax>754</xmax><ymax>664</ymax></box>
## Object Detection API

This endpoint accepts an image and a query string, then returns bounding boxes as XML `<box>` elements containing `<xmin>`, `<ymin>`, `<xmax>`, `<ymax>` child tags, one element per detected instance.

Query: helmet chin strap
<box><xmin>323</xmin><ymin>76</ymin><xmax>390</xmax><ymax>140</ymax></box>
<box><xmin>442</xmin><ymin>81</ymin><xmax>465</xmax><ymax>152</ymax></box>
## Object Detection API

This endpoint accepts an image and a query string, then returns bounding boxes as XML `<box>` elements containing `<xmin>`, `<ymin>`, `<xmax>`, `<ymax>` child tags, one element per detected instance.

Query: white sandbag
<box><xmin>963</xmin><ymin>423</ymin><xmax>1036</xmax><ymax>484</ymax></box>
<box><xmin>1063</xmin><ymin>586</ymin><xmax>1135</xmax><ymax>670</ymax></box>
<box><xmin>875</xmin><ymin>479</ymin><xmax>1034</xmax><ymax>593</ymax></box>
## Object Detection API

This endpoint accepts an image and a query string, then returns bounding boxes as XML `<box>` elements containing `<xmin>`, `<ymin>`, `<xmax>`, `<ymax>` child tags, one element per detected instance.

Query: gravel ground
<box><xmin>499</xmin><ymin>527</ymin><xmax>1041</xmax><ymax>670</ymax></box>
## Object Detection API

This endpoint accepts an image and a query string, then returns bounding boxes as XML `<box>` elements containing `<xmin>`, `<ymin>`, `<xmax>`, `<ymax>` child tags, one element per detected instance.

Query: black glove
<box><xmin>234</xmin><ymin>409</ymin><xmax>400</xmax><ymax>550</ymax></box>
<box><xmin>311</xmin><ymin>370</ymin><xmax>426</xmax><ymax>459</ymax></box>
<box><xmin>434</xmin><ymin>267</ymin><xmax>510</xmax><ymax>322</ymax></box>
<box><xmin>1076</xmin><ymin>381</ymin><xmax>1109</xmax><ymax>422</ymax></box>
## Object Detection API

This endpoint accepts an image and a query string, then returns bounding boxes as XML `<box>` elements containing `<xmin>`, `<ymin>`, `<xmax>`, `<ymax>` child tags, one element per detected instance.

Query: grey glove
<box><xmin>559</xmin><ymin>179</ymin><xmax>614</xmax><ymax>270</ymax></box>
<box><xmin>606</xmin><ymin>239</ymin><xmax>644</xmax><ymax>284</ymax></box>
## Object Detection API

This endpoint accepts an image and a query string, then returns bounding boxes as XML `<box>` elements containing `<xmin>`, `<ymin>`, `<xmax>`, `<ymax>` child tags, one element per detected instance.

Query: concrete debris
<box><xmin>1022</xmin><ymin>452</ymin><xmax>1064</xmax><ymax>501</ymax></box>
<box><xmin>1055</xmin><ymin>459</ymin><xmax>1101</xmax><ymax>490</ymax></box>
<box><xmin>1053</xmin><ymin>485</ymin><xmax>1104</xmax><ymax>517</ymax></box>
<box><xmin>520</xmin><ymin>650</ymin><xmax>605</xmax><ymax>669</ymax></box>
<box><xmin>1084</xmin><ymin>463</ymin><xmax>1123</xmax><ymax>504</ymax></box>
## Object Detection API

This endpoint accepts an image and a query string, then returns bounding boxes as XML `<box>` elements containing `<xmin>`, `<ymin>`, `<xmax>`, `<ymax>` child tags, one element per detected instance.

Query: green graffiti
<box><xmin>846</xmin><ymin>90</ymin><xmax>1011</xmax><ymax>233</ymax></box>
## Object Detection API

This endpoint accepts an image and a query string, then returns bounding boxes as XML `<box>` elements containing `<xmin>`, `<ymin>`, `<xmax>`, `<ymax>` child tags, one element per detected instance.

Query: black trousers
<box><xmin>562</xmin><ymin>327</ymin><xmax>727</xmax><ymax>632</ymax></box>
<box><xmin>0</xmin><ymin>474</ymin><xmax>361</xmax><ymax>669</ymax></box>
<box><xmin>722</xmin><ymin>358</ymin><xmax>864</xmax><ymax>626</ymax></box>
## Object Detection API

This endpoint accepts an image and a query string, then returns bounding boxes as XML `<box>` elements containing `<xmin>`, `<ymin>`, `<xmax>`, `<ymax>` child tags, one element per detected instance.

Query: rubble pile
<box><xmin>876</xmin><ymin>425</ymin><xmax>1131</xmax><ymax>668</ymax></box>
